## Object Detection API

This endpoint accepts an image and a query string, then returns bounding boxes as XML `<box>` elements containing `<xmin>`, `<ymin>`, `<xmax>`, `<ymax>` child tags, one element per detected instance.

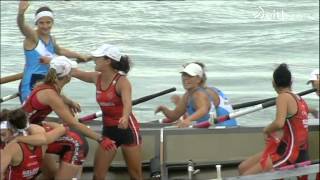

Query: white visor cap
<box><xmin>91</xmin><ymin>44</ymin><xmax>122</xmax><ymax>62</ymax></box>
<box><xmin>180</xmin><ymin>63</ymin><xmax>203</xmax><ymax>77</ymax></box>
<box><xmin>50</xmin><ymin>56</ymin><xmax>77</xmax><ymax>77</ymax></box>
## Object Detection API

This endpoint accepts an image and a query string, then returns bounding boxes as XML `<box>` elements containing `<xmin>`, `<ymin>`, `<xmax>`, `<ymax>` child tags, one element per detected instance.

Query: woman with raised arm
<box><xmin>17</xmin><ymin>0</ymin><xmax>90</xmax><ymax>103</ymax></box>
<box><xmin>21</xmin><ymin>56</ymin><xmax>116</xmax><ymax>179</ymax></box>
<box><xmin>238</xmin><ymin>63</ymin><xmax>310</xmax><ymax>175</ymax></box>
<box><xmin>72</xmin><ymin>44</ymin><xmax>142</xmax><ymax>180</ymax></box>
<box><xmin>0</xmin><ymin>108</ymin><xmax>67</xmax><ymax>180</ymax></box>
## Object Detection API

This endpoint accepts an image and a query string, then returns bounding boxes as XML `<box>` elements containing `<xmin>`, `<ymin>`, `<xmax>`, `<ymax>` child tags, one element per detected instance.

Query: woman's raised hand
<box><xmin>18</xmin><ymin>0</ymin><xmax>29</xmax><ymax>14</ymax></box>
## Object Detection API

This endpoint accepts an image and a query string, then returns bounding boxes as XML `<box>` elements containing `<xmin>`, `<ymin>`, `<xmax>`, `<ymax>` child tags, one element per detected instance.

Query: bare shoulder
<box><xmin>193</xmin><ymin>89</ymin><xmax>208</xmax><ymax>99</ymax></box>
<box><xmin>41</xmin><ymin>88</ymin><xmax>60</xmax><ymax>99</ymax></box>
<box><xmin>118</xmin><ymin>75</ymin><xmax>130</xmax><ymax>83</ymax></box>
<box><xmin>3</xmin><ymin>142</ymin><xmax>20</xmax><ymax>155</ymax></box>
<box><xmin>28</xmin><ymin>124</ymin><xmax>45</xmax><ymax>134</ymax></box>
<box><xmin>277</xmin><ymin>92</ymin><xmax>293</xmax><ymax>101</ymax></box>
<box><xmin>117</xmin><ymin>75</ymin><xmax>131</xmax><ymax>88</ymax></box>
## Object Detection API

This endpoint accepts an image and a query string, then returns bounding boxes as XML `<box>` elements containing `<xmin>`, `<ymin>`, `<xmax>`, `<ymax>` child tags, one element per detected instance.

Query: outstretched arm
<box><xmin>17</xmin><ymin>0</ymin><xmax>37</xmax><ymax>43</ymax></box>
<box><xmin>53</xmin><ymin>38</ymin><xmax>92</xmax><ymax>63</ymax></box>
<box><xmin>71</xmin><ymin>68</ymin><xmax>99</xmax><ymax>83</ymax></box>
<box><xmin>16</xmin><ymin>122</ymin><xmax>67</xmax><ymax>146</ymax></box>
<box><xmin>46</xmin><ymin>92</ymin><xmax>116</xmax><ymax>151</ymax></box>
<box><xmin>155</xmin><ymin>93</ymin><xmax>187</xmax><ymax>121</ymax></box>
<box><xmin>44</xmin><ymin>90</ymin><xmax>101</xmax><ymax>141</ymax></box>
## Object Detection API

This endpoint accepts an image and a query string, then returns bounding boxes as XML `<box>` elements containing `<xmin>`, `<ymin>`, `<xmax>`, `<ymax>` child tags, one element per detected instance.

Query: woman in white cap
<box><xmin>21</xmin><ymin>56</ymin><xmax>116</xmax><ymax>179</ymax></box>
<box><xmin>155</xmin><ymin>62</ymin><xmax>237</xmax><ymax>127</ymax></box>
<box><xmin>17</xmin><ymin>0</ymin><xmax>90</xmax><ymax>103</ymax></box>
<box><xmin>0</xmin><ymin>108</ymin><xmax>67</xmax><ymax>180</ymax></box>
<box><xmin>72</xmin><ymin>44</ymin><xmax>142</xmax><ymax>180</ymax></box>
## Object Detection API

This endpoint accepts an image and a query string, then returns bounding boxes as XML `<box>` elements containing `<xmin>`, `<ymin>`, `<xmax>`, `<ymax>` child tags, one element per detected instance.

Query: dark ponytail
<box><xmin>0</xmin><ymin>108</ymin><xmax>27</xmax><ymax>129</ymax></box>
<box><xmin>110</xmin><ymin>55</ymin><xmax>131</xmax><ymax>74</ymax></box>
<box><xmin>273</xmin><ymin>63</ymin><xmax>292</xmax><ymax>88</ymax></box>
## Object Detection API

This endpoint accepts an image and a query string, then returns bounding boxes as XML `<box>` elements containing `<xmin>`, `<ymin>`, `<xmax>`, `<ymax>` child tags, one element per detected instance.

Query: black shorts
<box><xmin>102</xmin><ymin>126</ymin><xmax>142</xmax><ymax>147</ymax></box>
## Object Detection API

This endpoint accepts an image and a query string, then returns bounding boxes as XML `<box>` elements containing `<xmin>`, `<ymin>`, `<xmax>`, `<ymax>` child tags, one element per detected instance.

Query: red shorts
<box><xmin>46</xmin><ymin>129</ymin><xmax>88</xmax><ymax>165</ymax></box>
<box><xmin>260</xmin><ymin>140</ymin><xmax>309</xmax><ymax>170</ymax></box>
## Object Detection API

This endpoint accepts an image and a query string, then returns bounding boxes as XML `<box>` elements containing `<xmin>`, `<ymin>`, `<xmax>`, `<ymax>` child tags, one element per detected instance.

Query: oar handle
<box><xmin>232</xmin><ymin>97</ymin><xmax>274</xmax><ymax>110</ymax></box>
<box><xmin>232</xmin><ymin>88</ymin><xmax>316</xmax><ymax>110</ymax></box>
<box><xmin>79</xmin><ymin>87</ymin><xmax>176</xmax><ymax>123</ymax></box>
<box><xmin>132</xmin><ymin>87</ymin><xmax>176</xmax><ymax>105</ymax></box>
<box><xmin>0</xmin><ymin>92</ymin><xmax>20</xmax><ymax>103</ymax></box>
<box><xmin>0</xmin><ymin>73</ymin><xmax>23</xmax><ymax>84</ymax></box>
<box><xmin>79</xmin><ymin>111</ymin><xmax>103</xmax><ymax>123</ymax></box>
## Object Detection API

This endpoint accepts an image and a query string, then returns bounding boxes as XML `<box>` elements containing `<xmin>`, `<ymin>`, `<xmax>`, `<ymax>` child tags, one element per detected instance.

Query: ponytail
<box><xmin>110</xmin><ymin>55</ymin><xmax>131</xmax><ymax>74</ymax></box>
<box><xmin>44</xmin><ymin>68</ymin><xmax>58</xmax><ymax>84</ymax></box>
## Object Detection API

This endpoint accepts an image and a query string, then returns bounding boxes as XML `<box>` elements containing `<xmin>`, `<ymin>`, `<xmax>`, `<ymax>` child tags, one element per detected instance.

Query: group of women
<box><xmin>1</xmin><ymin>0</ymin><xmax>319</xmax><ymax>179</ymax></box>
<box><xmin>2</xmin><ymin>1</ymin><xmax>141</xmax><ymax>179</ymax></box>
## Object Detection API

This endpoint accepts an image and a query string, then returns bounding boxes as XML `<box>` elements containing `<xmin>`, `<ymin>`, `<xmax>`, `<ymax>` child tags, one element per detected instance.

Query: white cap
<box><xmin>307</xmin><ymin>69</ymin><xmax>319</xmax><ymax>84</ymax></box>
<box><xmin>50</xmin><ymin>56</ymin><xmax>77</xmax><ymax>77</ymax></box>
<box><xmin>180</xmin><ymin>63</ymin><xmax>203</xmax><ymax>77</ymax></box>
<box><xmin>91</xmin><ymin>44</ymin><xmax>122</xmax><ymax>61</ymax></box>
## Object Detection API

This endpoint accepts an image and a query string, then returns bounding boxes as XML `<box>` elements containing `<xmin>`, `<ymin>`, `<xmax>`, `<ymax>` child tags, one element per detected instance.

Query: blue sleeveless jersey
<box><xmin>186</xmin><ymin>87</ymin><xmax>237</xmax><ymax>127</ymax></box>
<box><xmin>19</xmin><ymin>38</ymin><xmax>55</xmax><ymax>103</ymax></box>
<box><xmin>186</xmin><ymin>88</ymin><xmax>211</xmax><ymax>124</ymax></box>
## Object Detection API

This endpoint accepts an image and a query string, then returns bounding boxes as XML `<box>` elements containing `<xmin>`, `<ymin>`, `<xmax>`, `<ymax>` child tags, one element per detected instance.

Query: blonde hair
<box><xmin>43</xmin><ymin>68</ymin><xmax>65</xmax><ymax>85</ymax></box>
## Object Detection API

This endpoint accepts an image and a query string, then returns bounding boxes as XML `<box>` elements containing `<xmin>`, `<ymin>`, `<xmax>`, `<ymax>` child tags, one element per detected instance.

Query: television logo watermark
<box><xmin>254</xmin><ymin>6</ymin><xmax>285</xmax><ymax>21</ymax></box>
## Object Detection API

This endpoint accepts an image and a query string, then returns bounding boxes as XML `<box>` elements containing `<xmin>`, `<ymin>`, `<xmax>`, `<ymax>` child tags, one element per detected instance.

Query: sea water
<box><xmin>1</xmin><ymin>1</ymin><xmax>319</xmax><ymax>126</ymax></box>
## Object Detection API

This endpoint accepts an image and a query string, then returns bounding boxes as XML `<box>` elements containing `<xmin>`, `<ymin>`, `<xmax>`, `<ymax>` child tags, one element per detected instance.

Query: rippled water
<box><xmin>1</xmin><ymin>1</ymin><xmax>319</xmax><ymax>125</ymax></box>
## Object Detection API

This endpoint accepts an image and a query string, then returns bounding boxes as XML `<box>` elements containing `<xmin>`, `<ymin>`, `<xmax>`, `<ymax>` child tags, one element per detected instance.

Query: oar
<box><xmin>0</xmin><ymin>92</ymin><xmax>20</xmax><ymax>103</ymax></box>
<box><xmin>0</xmin><ymin>73</ymin><xmax>23</xmax><ymax>84</ymax></box>
<box><xmin>194</xmin><ymin>88</ymin><xmax>316</xmax><ymax>128</ymax></box>
<box><xmin>232</xmin><ymin>88</ymin><xmax>316</xmax><ymax>110</ymax></box>
<box><xmin>79</xmin><ymin>87</ymin><xmax>176</xmax><ymax>123</ymax></box>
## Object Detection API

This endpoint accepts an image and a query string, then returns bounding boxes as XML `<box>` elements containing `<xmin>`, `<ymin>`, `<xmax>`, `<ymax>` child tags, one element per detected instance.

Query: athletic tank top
<box><xmin>6</xmin><ymin>143</ymin><xmax>42</xmax><ymax>180</ymax></box>
<box><xmin>186</xmin><ymin>87</ymin><xmax>212</xmax><ymax>124</ymax></box>
<box><xmin>281</xmin><ymin>93</ymin><xmax>309</xmax><ymax>150</ymax></box>
<box><xmin>22</xmin><ymin>84</ymin><xmax>57</xmax><ymax>124</ymax></box>
<box><xmin>96</xmin><ymin>73</ymin><xmax>139</xmax><ymax>127</ymax></box>
<box><xmin>20</xmin><ymin>37</ymin><xmax>56</xmax><ymax>102</ymax></box>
